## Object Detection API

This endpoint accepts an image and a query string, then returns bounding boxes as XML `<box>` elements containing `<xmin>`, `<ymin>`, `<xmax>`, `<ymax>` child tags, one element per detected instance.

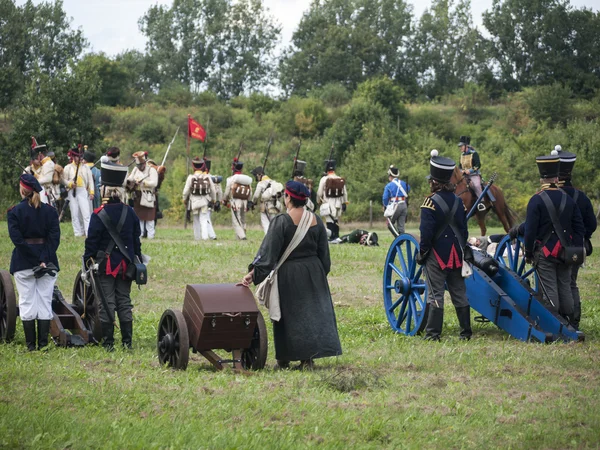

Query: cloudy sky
<box><xmin>16</xmin><ymin>0</ymin><xmax>600</xmax><ymax>56</ymax></box>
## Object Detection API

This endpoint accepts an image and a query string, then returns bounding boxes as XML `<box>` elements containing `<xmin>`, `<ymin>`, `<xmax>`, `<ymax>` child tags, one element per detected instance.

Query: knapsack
<box><xmin>261</xmin><ymin>181</ymin><xmax>284</xmax><ymax>202</ymax></box>
<box><xmin>192</xmin><ymin>175</ymin><xmax>210</xmax><ymax>195</ymax></box>
<box><xmin>325</xmin><ymin>177</ymin><xmax>345</xmax><ymax>197</ymax></box>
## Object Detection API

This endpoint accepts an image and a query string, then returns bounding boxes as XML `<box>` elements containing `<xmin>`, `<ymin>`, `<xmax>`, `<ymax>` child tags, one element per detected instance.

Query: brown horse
<box><xmin>450</xmin><ymin>167</ymin><xmax>518</xmax><ymax>236</ymax></box>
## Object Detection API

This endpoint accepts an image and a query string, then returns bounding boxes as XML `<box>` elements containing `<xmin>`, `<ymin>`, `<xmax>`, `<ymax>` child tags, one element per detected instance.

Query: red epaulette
<box><xmin>93</xmin><ymin>205</ymin><xmax>105</xmax><ymax>214</ymax></box>
<box><xmin>6</xmin><ymin>205</ymin><xmax>15</xmax><ymax>213</ymax></box>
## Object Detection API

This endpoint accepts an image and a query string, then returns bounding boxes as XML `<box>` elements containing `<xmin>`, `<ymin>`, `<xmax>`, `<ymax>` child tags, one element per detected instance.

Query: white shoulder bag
<box><xmin>384</xmin><ymin>180</ymin><xmax>407</xmax><ymax>218</ymax></box>
<box><xmin>255</xmin><ymin>209</ymin><xmax>313</xmax><ymax>322</ymax></box>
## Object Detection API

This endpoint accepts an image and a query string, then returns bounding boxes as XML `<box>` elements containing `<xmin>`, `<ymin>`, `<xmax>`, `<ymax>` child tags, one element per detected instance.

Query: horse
<box><xmin>450</xmin><ymin>167</ymin><xmax>519</xmax><ymax>236</ymax></box>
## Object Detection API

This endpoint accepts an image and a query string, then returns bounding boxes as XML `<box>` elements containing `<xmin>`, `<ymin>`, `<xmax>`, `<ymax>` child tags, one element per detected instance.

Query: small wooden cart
<box><xmin>157</xmin><ymin>284</ymin><xmax>268</xmax><ymax>371</ymax></box>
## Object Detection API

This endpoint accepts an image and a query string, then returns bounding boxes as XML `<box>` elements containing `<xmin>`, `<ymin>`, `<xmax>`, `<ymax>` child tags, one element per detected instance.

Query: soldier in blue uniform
<box><xmin>524</xmin><ymin>154</ymin><xmax>585</xmax><ymax>322</ymax></box>
<box><xmin>84</xmin><ymin>159</ymin><xmax>142</xmax><ymax>350</ymax></box>
<box><xmin>557</xmin><ymin>151</ymin><xmax>597</xmax><ymax>328</ymax></box>
<box><xmin>8</xmin><ymin>174</ymin><xmax>60</xmax><ymax>351</ymax></box>
<box><xmin>382</xmin><ymin>165</ymin><xmax>411</xmax><ymax>235</ymax></box>
<box><xmin>417</xmin><ymin>150</ymin><xmax>471</xmax><ymax>341</ymax></box>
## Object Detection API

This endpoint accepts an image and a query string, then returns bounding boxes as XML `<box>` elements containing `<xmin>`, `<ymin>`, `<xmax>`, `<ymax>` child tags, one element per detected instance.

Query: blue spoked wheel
<box><xmin>494</xmin><ymin>235</ymin><xmax>539</xmax><ymax>291</ymax></box>
<box><xmin>383</xmin><ymin>234</ymin><xmax>429</xmax><ymax>336</ymax></box>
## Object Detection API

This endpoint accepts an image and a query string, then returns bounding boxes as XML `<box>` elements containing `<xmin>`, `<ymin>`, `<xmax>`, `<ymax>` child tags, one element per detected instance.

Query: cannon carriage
<box><xmin>0</xmin><ymin>269</ymin><xmax>99</xmax><ymax>346</ymax></box>
<box><xmin>382</xmin><ymin>234</ymin><xmax>584</xmax><ymax>343</ymax></box>
<box><xmin>157</xmin><ymin>284</ymin><xmax>268</xmax><ymax>371</ymax></box>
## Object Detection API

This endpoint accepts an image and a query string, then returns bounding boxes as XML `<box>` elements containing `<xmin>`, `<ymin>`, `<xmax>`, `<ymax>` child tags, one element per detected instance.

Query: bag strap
<box><xmin>431</xmin><ymin>194</ymin><xmax>465</xmax><ymax>249</ymax></box>
<box><xmin>539</xmin><ymin>190</ymin><xmax>569</xmax><ymax>247</ymax></box>
<box><xmin>272</xmin><ymin>210</ymin><xmax>313</xmax><ymax>276</ymax></box>
<box><xmin>393</xmin><ymin>179</ymin><xmax>408</xmax><ymax>198</ymax></box>
<box><xmin>98</xmin><ymin>207</ymin><xmax>133</xmax><ymax>264</ymax></box>
<box><xmin>573</xmin><ymin>190</ymin><xmax>580</xmax><ymax>204</ymax></box>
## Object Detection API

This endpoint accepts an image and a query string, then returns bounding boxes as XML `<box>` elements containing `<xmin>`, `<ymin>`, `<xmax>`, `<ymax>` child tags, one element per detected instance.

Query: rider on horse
<box><xmin>458</xmin><ymin>136</ymin><xmax>493</xmax><ymax>210</ymax></box>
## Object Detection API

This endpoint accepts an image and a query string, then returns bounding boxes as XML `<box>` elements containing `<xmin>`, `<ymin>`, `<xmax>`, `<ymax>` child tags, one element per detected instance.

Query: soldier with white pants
<box><xmin>183</xmin><ymin>157</ymin><xmax>217</xmax><ymax>240</ymax></box>
<box><xmin>317</xmin><ymin>159</ymin><xmax>348</xmax><ymax>240</ymax></box>
<box><xmin>127</xmin><ymin>151</ymin><xmax>159</xmax><ymax>239</ymax></box>
<box><xmin>251</xmin><ymin>166</ymin><xmax>284</xmax><ymax>235</ymax></box>
<box><xmin>224</xmin><ymin>161</ymin><xmax>252</xmax><ymax>240</ymax></box>
<box><xmin>62</xmin><ymin>147</ymin><xmax>95</xmax><ymax>236</ymax></box>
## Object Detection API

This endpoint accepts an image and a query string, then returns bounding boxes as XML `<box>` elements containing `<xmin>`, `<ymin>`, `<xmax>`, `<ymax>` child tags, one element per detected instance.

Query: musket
<box><xmin>262</xmin><ymin>135</ymin><xmax>274</xmax><ymax>172</ymax></box>
<box><xmin>161</xmin><ymin>126</ymin><xmax>180</xmax><ymax>167</ymax></box>
<box><xmin>232</xmin><ymin>142</ymin><xmax>244</xmax><ymax>170</ymax></box>
<box><xmin>328</xmin><ymin>140</ymin><xmax>335</xmax><ymax>162</ymax></box>
<box><xmin>291</xmin><ymin>140</ymin><xmax>302</xmax><ymax>178</ymax></box>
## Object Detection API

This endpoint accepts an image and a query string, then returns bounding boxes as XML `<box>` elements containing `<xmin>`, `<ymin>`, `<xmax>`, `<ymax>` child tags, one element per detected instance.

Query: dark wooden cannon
<box><xmin>0</xmin><ymin>269</ymin><xmax>97</xmax><ymax>346</ymax></box>
<box><xmin>157</xmin><ymin>284</ymin><xmax>268</xmax><ymax>371</ymax></box>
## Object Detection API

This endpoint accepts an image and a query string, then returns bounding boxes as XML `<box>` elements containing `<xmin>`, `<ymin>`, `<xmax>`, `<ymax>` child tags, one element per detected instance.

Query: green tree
<box><xmin>410</xmin><ymin>0</ymin><xmax>483</xmax><ymax>98</ymax></box>
<box><xmin>354</xmin><ymin>76</ymin><xmax>408</xmax><ymax>124</ymax></box>
<box><xmin>78</xmin><ymin>54</ymin><xmax>129</xmax><ymax>106</ymax></box>
<box><xmin>279</xmin><ymin>0</ymin><xmax>413</xmax><ymax>95</ymax></box>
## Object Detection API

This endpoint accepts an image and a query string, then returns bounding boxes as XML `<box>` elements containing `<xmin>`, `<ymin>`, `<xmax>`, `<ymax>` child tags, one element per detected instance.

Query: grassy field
<box><xmin>1</xmin><ymin>220</ymin><xmax>599</xmax><ymax>449</ymax></box>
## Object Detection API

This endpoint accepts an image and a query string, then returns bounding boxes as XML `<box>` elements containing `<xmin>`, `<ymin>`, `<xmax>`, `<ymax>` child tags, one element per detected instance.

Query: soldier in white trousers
<box><xmin>317</xmin><ymin>159</ymin><xmax>348</xmax><ymax>240</ymax></box>
<box><xmin>62</xmin><ymin>147</ymin><xmax>95</xmax><ymax>236</ymax></box>
<box><xmin>183</xmin><ymin>157</ymin><xmax>217</xmax><ymax>240</ymax></box>
<box><xmin>224</xmin><ymin>160</ymin><xmax>252</xmax><ymax>240</ymax></box>
<box><xmin>204</xmin><ymin>159</ymin><xmax>222</xmax><ymax>240</ymax></box>
<box><xmin>251</xmin><ymin>166</ymin><xmax>284</xmax><ymax>234</ymax></box>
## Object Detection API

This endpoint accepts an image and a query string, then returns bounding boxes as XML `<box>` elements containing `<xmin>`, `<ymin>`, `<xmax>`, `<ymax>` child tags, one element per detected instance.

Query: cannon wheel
<box><xmin>0</xmin><ymin>270</ymin><xmax>17</xmax><ymax>343</ymax></box>
<box><xmin>383</xmin><ymin>234</ymin><xmax>429</xmax><ymax>336</ymax></box>
<box><xmin>494</xmin><ymin>236</ymin><xmax>539</xmax><ymax>292</ymax></box>
<box><xmin>241</xmin><ymin>310</ymin><xmax>268</xmax><ymax>370</ymax></box>
<box><xmin>157</xmin><ymin>309</ymin><xmax>189</xmax><ymax>370</ymax></box>
<box><xmin>72</xmin><ymin>270</ymin><xmax>102</xmax><ymax>341</ymax></box>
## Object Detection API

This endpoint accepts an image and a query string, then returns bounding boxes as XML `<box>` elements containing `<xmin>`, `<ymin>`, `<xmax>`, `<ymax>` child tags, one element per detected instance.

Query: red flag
<box><xmin>188</xmin><ymin>116</ymin><xmax>206</xmax><ymax>142</ymax></box>
<box><xmin>31</xmin><ymin>136</ymin><xmax>39</xmax><ymax>149</ymax></box>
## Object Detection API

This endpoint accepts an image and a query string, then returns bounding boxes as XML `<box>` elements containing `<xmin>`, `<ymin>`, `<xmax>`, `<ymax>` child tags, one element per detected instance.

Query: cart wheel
<box><xmin>241</xmin><ymin>310</ymin><xmax>268</xmax><ymax>370</ymax></box>
<box><xmin>494</xmin><ymin>235</ymin><xmax>539</xmax><ymax>291</ymax></box>
<box><xmin>0</xmin><ymin>270</ymin><xmax>17</xmax><ymax>343</ymax></box>
<box><xmin>157</xmin><ymin>309</ymin><xmax>189</xmax><ymax>370</ymax></box>
<box><xmin>383</xmin><ymin>234</ymin><xmax>429</xmax><ymax>336</ymax></box>
<box><xmin>72</xmin><ymin>270</ymin><xmax>102</xmax><ymax>341</ymax></box>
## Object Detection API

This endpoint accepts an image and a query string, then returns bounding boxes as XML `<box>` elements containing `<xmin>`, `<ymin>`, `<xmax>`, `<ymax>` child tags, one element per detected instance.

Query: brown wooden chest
<box><xmin>182</xmin><ymin>284</ymin><xmax>259</xmax><ymax>351</ymax></box>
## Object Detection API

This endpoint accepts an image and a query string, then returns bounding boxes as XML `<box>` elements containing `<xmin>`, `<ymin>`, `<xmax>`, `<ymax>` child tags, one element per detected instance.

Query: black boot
<box><xmin>456</xmin><ymin>306</ymin><xmax>472</xmax><ymax>340</ymax></box>
<box><xmin>101</xmin><ymin>321</ymin><xmax>115</xmax><ymax>352</ymax></box>
<box><xmin>22</xmin><ymin>320</ymin><xmax>37</xmax><ymax>351</ymax></box>
<box><xmin>424</xmin><ymin>307</ymin><xmax>444</xmax><ymax>341</ymax></box>
<box><xmin>332</xmin><ymin>222</ymin><xmax>340</xmax><ymax>240</ymax></box>
<box><xmin>326</xmin><ymin>222</ymin><xmax>335</xmax><ymax>240</ymax></box>
<box><xmin>120</xmin><ymin>321</ymin><xmax>133</xmax><ymax>349</ymax></box>
<box><xmin>37</xmin><ymin>320</ymin><xmax>51</xmax><ymax>350</ymax></box>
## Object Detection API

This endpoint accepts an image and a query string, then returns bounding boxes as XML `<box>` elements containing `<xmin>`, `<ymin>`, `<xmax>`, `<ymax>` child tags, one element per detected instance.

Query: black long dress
<box><xmin>251</xmin><ymin>213</ymin><xmax>342</xmax><ymax>362</ymax></box>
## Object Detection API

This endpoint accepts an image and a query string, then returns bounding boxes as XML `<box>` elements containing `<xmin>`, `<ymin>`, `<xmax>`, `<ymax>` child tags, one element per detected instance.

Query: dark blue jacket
<box><xmin>419</xmin><ymin>190</ymin><xmax>468</xmax><ymax>270</ymax></box>
<box><xmin>8</xmin><ymin>199</ymin><xmax>60</xmax><ymax>274</ymax></box>
<box><xmin>524</xmin><ymin>187</ymin><xmax>585</xmax><ymax>258</ymax></box>
<box><xmin>562</xmin><ymin>183</ymin><xmax>597</xmax><ymax>239</ymax></box>
<box><xmin>84</xmin><ymin>200</ymin><xmax>142</xmax><ymax>270</ymax></box>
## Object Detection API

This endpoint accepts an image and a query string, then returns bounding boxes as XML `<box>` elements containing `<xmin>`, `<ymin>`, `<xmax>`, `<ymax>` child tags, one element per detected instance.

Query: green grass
<box><xmin>1</xmin><ymin>221</ymin><xmax>600</xmax><ymax>449</ymax></box>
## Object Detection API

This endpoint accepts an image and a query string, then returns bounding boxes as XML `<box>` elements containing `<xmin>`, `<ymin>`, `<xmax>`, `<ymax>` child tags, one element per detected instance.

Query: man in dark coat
<box><xmin>524</xmin><ymin>154</ymin><xmax>585</xmax><ymax>322</ymax></box>
<box><xmin>557</xmin><ymin>150</ymin><xmax>596</xmax><ymax>328</ymax></box>
<box><xmin>417</xmin><ymin>150</ymin><xmax>471</xmax><ymax>341</ymax></box>
<box><xmin>84</xmin><ymin>159</ymin><xmax>142</xmax><ymax>350</ymax></box>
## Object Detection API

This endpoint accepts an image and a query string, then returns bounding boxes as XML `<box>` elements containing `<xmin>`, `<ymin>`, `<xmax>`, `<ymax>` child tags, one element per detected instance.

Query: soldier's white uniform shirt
<box><xmin>253</xmin><ymin>175</ymin><xmax>283</xmax><ymax>234</ymax></box>
<box><xmin>183</xmin><ymin>171</ymin><xmax>217</xmax><ymax>241</ymax></box>
<box><xmin>224</xmin><ymin>173</ymin><xmax>253</xmax><ymax>240</ymax></box>
<box><xmin>317</xmin><ymin>172</ymin><xmax>348</xmax><ymax>222</ymax></box>
<box><xmin>62</xmin><ymin>162</ymin><xmax>94</xmax><ymax>236</ymax></box>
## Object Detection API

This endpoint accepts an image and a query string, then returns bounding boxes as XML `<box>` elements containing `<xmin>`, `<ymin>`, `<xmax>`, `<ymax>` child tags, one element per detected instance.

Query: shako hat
<box><xmin>68</xmin><ymin>147</ymin><xmax>82</xmax><ymax>158</ymax></box>
<box><xmin>232</xmin><ymin>160</ymin><xmax>243</xmax><ymax>172</ymax></box>
<box><xmin>251</xmin><ymin>166</ymin><xmax>264</xmax><ymax>180</ymax></box>
<box><xmin>292</xmin><ymin>160</ymin><xmax>307</xmax><ymax>178</ymax></box>
<box><xmin>536</xmin><ymin>153</ymin><xmax>560</xmax><ymax>178</ymax></box>
<box><xmin>106</xmin><ymin>147</ymin><xmax>121</xmax><ymax>162</ymax></box>
<box><xmin>132</xmin><ymin>151</ymin><xmax>148</xmax><ymax>164</ymax></box>
<box><xmin>83</xmin><ymin>149</ymin><xmax>96</xmax><ymax>162</ymax></box>
<box><xmin>100</xmin><ymin>157</ymin><xmax>128</xmax><ymax>187</ymax></box>
<box><xmin>458</xmin><ymin>135</ymin><xmax>468</xmax><ymax>147</ymax></box>
<box><xmin>558</xmin><ymin>151</ymin><xmax>576</xmax><ymax>178</ymax></box>
<box><xmin>204</xmin><ymin>159</ymin><xmax>212</xmax><ymax>172</ymax></box>
<box><xmin>388</xmin><ymin>165</ymin><xmax>399</xmax><ymax>177</ymax></box>
<box><xmin>360</xmin><ymin>232</ymin><xmax>379</xmax><ymax>247</ymax></box>
<box><xmin>191</xmin><ymin>156</ymin><xmax>206</xmax><ymax>171</ymax></box>
<box><xmin>20</xmin><ymin>173</ymin><xmax>42</xmax><ymax>193</ymax></box>
<box><xmin>324</xmin><ymin>159</ymin><xmax>336</xmax><ymax>172</ymax></box>
<box><xmin>427</xmin><ymin>149</ymin><xmax>455</xmax><ymax>183</ymax></box>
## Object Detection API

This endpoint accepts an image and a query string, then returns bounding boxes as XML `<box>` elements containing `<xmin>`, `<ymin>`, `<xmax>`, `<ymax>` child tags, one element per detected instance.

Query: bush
<box><xmin>134</xmin><ymin>119</ymin><xmax>169</xmax><ymax>145</ymax></box>
<box><xmin>295</xmin><ymin>98</ymin><xmax>329</xmax><ymax>138</ymax></box>
<box><xmin>354</xmin><ymin>76</ymin><xmax>408</xmax><ymax>126</ymax></box>
<box><xmin>524</xmin><ymin>83</ymin><xmax>574</xmax><ymax>125</ymax></box>
<box><xmin>309</xmin><ymin>83</ymin><xmax>351</xmax><ymax>107</ymax></box>
<box><xmin>155</xmin><ymin>82</ymin><xmax>194</xmax><ymax>107</ymax></box>
<box><xmin>247</xmin><ymin>93</ymin><xmax>276</xmax><ymax>115</ymax></box>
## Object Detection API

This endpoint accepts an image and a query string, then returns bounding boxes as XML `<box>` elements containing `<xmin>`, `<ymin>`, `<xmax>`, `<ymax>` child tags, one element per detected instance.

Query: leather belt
<box><xmin>25</xmin><ymin>238</ymin><xmax>45</xmax><ymax>245</ymax></box>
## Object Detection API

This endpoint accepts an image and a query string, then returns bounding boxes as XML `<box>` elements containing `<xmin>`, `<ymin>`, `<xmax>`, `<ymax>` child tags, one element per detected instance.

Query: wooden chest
<box><xmin>182</xmin><ymin>284</ymin><xmax>259</xmax><ymax>351</ymax></box>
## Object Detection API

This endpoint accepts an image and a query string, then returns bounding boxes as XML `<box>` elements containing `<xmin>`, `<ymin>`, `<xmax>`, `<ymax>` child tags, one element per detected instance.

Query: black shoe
<box><xmin>37</xmin><ymin>319</ymin><xmax>51</xmax><ymax>350</ymax></box>
<box><xmin>456</xmin><ymin>306</ymin><xmax>472</xmax><ymax>340</ymax></box>
<box><xmin>424</xmin><ymin>307</ymin><xmax>444</xmax><ymax>341</ymax></box>
<box><xmin>120</xmin><ymin>321</ymin><xmax>133</xmax><ymax>349</ymax></box>
<box><xmin>22</xmin><ymin>320</ymin><xmax>37</xmax><ymax>351</ymax></box>
<box><xmin>101</xmin><ymin>322</ymin><xmax>115</xmax><ymax>352</ymax></box>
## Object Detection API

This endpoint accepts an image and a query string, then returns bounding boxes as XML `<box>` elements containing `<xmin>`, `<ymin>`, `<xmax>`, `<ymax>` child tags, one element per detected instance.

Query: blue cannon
<box><xmin>382</xmin><ymin>234</ymin><xmax>584</xmax><ymax>343</ymax></box>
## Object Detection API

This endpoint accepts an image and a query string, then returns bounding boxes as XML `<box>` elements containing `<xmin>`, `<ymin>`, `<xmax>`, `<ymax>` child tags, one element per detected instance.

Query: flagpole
<box><xmin>186</xmin><ymin>114</ymin><xmax>191</xmax><ymax>175</ymax></box>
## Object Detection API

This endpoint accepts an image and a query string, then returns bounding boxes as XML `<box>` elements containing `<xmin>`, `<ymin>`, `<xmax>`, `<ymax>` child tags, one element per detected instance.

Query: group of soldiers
<box><xmin>24</xmin><ymin>141</ymin><xmax>164</xmax><ymax>241</ymax></box>
<box><xmin>181</xmin><ymin>156</ymin><xmax>349</xmax><ymax>241</ymax></box>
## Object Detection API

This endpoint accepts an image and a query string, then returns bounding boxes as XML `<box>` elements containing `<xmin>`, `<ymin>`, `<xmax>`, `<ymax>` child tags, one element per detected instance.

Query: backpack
<box><xmin>325</xmin><ymin>177</ymin><xmax>345</xmax><ymax>197</ymax></box>
<box><xmin>191</xmin><ymin>175</ymin><xmax>210</xmax><ymax>195</ymax></box>
<box><xmin>261</xmin><ymin>181</ymin><xmax>284</xmax><ymax>202</ymax></box>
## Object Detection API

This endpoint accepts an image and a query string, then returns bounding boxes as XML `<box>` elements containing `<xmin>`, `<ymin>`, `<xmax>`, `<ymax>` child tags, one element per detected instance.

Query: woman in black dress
<box><xmin>242</xmin><ymin>181</ymin><xmax>342</xmax><ymax>370</ymax></box>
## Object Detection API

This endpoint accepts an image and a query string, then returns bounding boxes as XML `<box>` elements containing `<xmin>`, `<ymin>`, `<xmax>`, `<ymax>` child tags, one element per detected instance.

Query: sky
<box><xmin>15</xmin><ymin>0</ymin><xmax>600</xmax><ymax>57</ymax></box>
